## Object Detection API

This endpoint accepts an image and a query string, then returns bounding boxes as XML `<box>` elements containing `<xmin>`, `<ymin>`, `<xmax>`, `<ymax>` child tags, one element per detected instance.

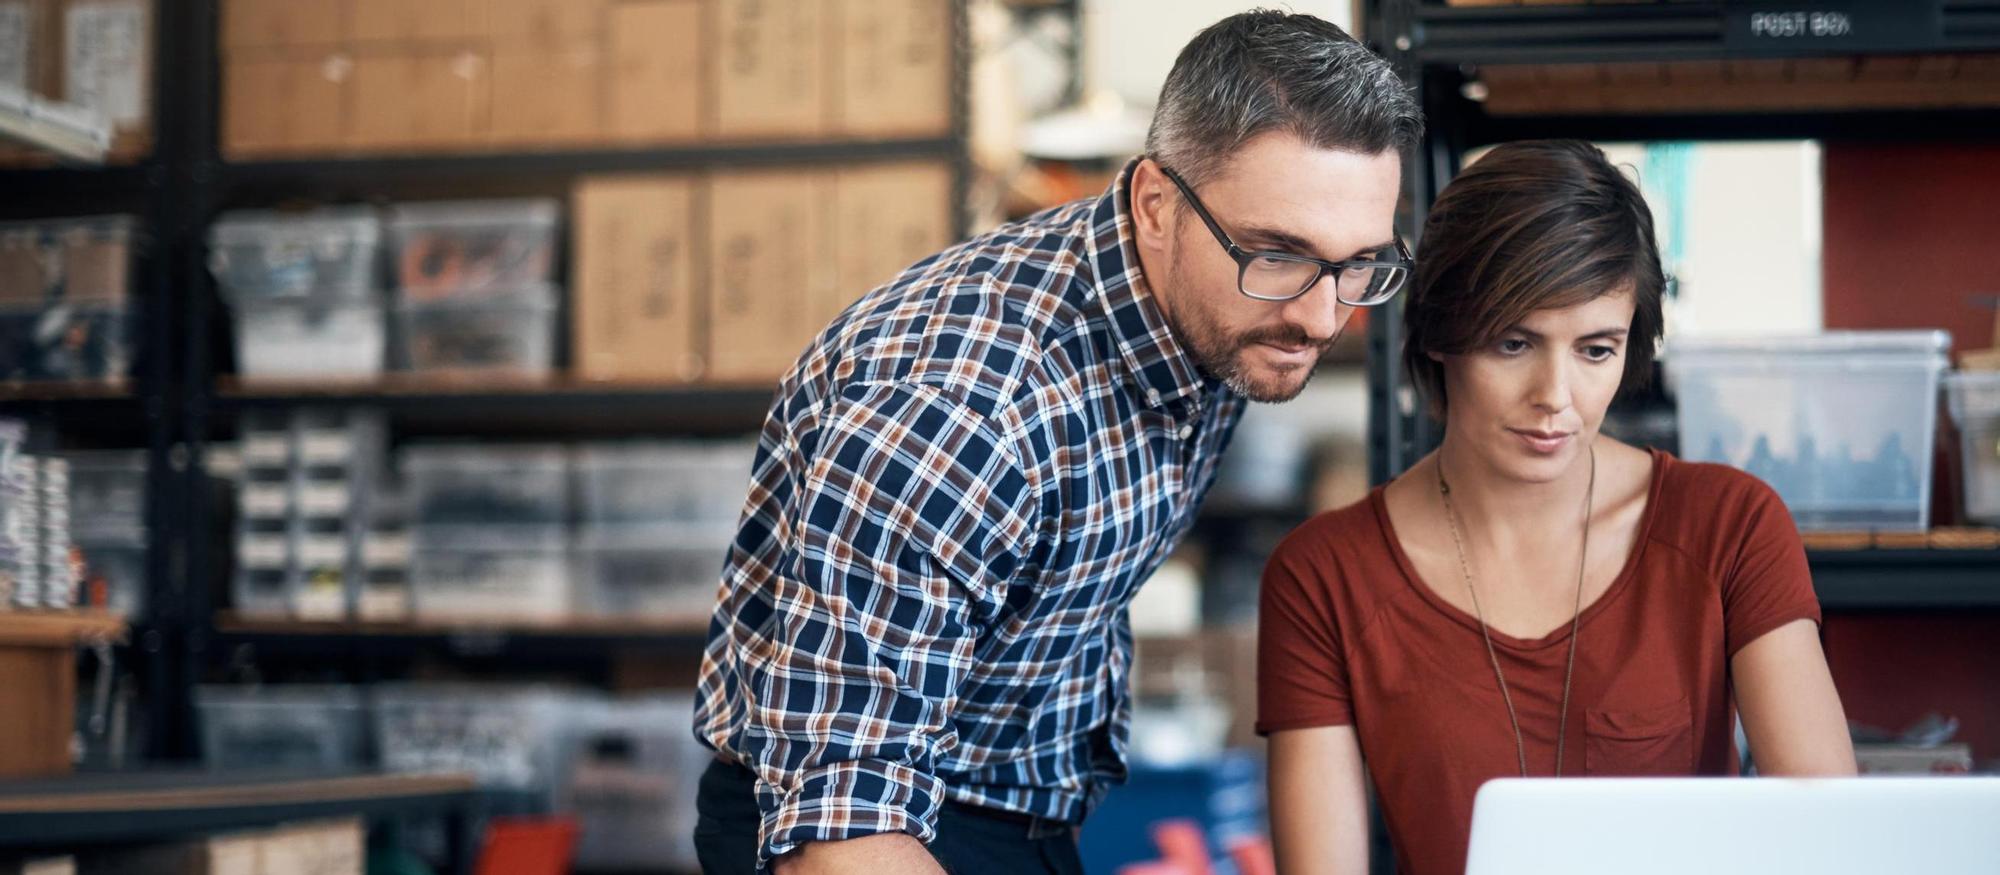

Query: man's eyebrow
<box><xmin>1236</xmin><ymin>226</ymin><xmax>1398</xmax><ymax>262</ymax></box>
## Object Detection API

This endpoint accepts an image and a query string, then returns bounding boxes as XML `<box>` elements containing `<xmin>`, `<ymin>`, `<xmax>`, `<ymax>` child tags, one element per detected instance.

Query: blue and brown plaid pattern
<box><xmin>695</xmin><ymin>160</ymin><xmax>1246</xmax><ymax>866</ymax></box>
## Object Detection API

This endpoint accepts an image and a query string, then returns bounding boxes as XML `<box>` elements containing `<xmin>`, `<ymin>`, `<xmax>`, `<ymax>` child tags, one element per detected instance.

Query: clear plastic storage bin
<box><xmin>234</xmin><ymin>299</ymin><xmax>386</xmax><ymax>379</ymax></box>
<box><xmin>572</xmin><ymin>525</ymin><xmax>732</xmax><ymax>620</ymax></box>
<box><xmin>387</xmin><ymin>200</ymin><xmax>559</xmax><ymax>298</ymax></box>
<box><xmin>64</xmin><ymin>450</ymin><xmax>146</xmax><ymax>538</ymax></box>
<box><xmin>410</xmin><ymin>527</ymin><xmax>571</xmax><ymax>622</ymax></box>
<box><xmin>562</xmin><ymin>696</ymin><xmax>709</xmax><ymax>872</ymax></box>
<box><xmin>196</xmin><ymin>684</ymin><xmax>369</xmax><ymax>772</ymax></box>
<box><xmin>1667</xmin><ymin>331</ymin><xmax>1950</xmax><ymax>532</ymax></box>
<box><xmin>0</xmin><ymin>215</ymin><xmax>138</xmax><ymax>303</ymax></box>
<box><xmin>576</xmin><ymin>441</ymin><xmax>757</xmax><ymax>531</ymax></box>
<box><xmin>208</xmin><ymin>207</ymin><xmax>381</xmax><ymax>302</ymax></box>
<box><xmin>1946</xmin><ymin>372</ymin><xmax>2000</xmax><ymax>526</ymax></box>
<box><xmin>395</xmin><ymin>286</ymin><xmax>555</xmax><ymax>376</ymax></box>
<box><xmin>374</xmin><ymin>685</ymin><xmax>571</xmax><ymax>794</ymax></box>
<box><xmin>402</xmin><ymin>444</ymin><xmax>570</xmax><ymax>528</ymax></box>
<box><xmin>76</xmin><ymin>537</ymin><xmax>146</xmax><ymax>617</ymax></box>
<box><xmin>0</xmin><ymin>299</ymin><xmax>131</xmax><ymax>382</ymax></box>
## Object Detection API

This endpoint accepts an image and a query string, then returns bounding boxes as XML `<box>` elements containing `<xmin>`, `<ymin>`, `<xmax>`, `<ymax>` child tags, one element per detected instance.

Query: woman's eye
<box><xmin>1582</xmin><ymin>345</ymin><xmax>1618</xmax><ymax>362</ymax></box>
<box><xmin>1497</xmin><ymin>339</ymin><xmax>1529</xmax><ymax>355</ymax></box>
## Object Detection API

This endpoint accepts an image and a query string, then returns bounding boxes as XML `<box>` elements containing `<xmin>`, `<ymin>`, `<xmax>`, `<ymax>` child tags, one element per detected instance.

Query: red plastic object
<box><xmin>1227</xmin><ymin>835</ymin><xmax>1277</xmax><ymax>875</ymax></box>
<box><xmin>1150</xmin><ymin>819</ymin><xmax>1214</xmax><ymax>875</ymax></box>
<box><xmin>473</xmin><ymin>815</ymin><xmax>580</xmax><ymax>875</ymax></box>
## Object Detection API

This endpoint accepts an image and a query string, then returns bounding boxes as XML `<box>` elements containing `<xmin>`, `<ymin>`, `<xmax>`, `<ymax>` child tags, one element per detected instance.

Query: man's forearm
<box><xmin>772</xmin><ymin>832</ymin><xmax>948</xmax><ymax>875</ymax></box>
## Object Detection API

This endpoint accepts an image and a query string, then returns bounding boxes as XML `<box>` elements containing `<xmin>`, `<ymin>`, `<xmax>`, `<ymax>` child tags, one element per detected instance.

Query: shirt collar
<box><xmin>1084</xmin><ymin>158</ymin><xmax>1211</xmax><ymax>410</ymax></box>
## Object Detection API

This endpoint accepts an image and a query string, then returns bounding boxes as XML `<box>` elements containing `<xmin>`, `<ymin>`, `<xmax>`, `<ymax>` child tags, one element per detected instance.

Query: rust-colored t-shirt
<box><xmin>1256</xmin><ymin>451</ymin><xmax>1821</xmax><ymax>875</ymax></box>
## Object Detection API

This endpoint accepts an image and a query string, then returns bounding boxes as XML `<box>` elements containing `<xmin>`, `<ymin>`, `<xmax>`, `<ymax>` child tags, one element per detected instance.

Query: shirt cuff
<box><xmin>758</xmin><ymin>758</ymin><xmax>946</xmax><ymax>867</ymax></box>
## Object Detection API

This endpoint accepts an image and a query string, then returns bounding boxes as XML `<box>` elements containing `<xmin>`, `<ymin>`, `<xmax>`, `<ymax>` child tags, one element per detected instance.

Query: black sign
<box><xmin>1723</xmin><ymin>0</ymin><xmax>1941</xmax><ymax>56</ymax></box>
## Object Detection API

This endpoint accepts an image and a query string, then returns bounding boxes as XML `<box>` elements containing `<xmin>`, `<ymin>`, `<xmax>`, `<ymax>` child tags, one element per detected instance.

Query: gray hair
<box><xmin>1145</xmin><ymin>9</ymin><xmax>1423</xmax><ymax>187</ymax></box>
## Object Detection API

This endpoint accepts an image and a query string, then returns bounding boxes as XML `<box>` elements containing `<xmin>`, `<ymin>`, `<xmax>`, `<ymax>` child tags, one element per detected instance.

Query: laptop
<box><xmin>1466</xmin><ymin>777</ymin><xmax>2000</xmax><ymax>875</ymax></box>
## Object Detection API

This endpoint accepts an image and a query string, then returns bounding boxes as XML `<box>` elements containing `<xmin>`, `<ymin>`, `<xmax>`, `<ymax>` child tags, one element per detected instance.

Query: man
<box><xmin>694</xmin><ymin>10</ymin><xmax>1422</xmax><ymax>874</ymax></box>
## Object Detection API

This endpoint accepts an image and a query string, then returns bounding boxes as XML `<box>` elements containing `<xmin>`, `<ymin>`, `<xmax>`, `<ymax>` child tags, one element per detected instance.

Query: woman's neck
<box><xmin>1430</xmin><ymin>433</ymin><xmax>1596</xmax><ymax>549</ymax></box>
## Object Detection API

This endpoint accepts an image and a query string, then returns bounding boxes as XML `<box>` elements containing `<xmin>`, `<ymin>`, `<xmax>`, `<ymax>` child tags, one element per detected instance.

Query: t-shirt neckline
<box><xmin>1369</xmin><ymin>447</ymin><xmax>1671</xmax><ymax>652</ymax></box>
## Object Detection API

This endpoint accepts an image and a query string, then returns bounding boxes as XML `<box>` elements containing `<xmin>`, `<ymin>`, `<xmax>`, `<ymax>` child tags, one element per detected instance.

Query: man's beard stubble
<box><xmin>1160</xmin><ymin>253</ymin><xmax>1338</xmax><ymax>404</ymax></box>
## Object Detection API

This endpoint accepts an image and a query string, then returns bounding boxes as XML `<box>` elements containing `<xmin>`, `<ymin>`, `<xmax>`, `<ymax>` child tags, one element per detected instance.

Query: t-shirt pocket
<box><xmin>1583</xmin><ymin>697</ymin><xmax>1694</xmax><ymax>776</ymax></box>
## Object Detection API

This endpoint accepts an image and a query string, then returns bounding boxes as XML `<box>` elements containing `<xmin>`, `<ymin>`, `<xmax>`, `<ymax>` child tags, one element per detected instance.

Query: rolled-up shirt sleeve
<box><xmin>740</xmin><ymin>381</ymin><xmax>1037</xmax><ymax>866</ymax></box>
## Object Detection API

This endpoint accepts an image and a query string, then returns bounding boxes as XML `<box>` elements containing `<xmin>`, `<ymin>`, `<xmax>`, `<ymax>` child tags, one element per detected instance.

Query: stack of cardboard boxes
<box><xmin>0</xmin><ymin>0</ymin><xmax>151</xmax><ymax>163</ymax></box>
<box><xmin>221</xmin><ymin>0</ymin><xmax>952</xmax><ymax>157</ymax></box>
<box><xmin>572</xmin><ymin>160</ymin><xmax>954</xmax><ymax>384</ymax></box>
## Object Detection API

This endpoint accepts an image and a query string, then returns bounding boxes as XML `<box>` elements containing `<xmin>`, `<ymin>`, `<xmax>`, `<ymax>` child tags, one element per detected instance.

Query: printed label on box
<box><xmin>0</xmin><ymin>3</ymin><xmax>32</xmax><ymax>92</ymax></box>
<box><xmin>64</xmin><ymin>0</ymin><xmax>149</xmax><ymax>128</ymax></box>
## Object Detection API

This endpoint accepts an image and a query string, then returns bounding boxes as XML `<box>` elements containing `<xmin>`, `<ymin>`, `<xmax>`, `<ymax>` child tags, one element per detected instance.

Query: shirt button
<box><xmin>1177</xmin><ymin>424</ymin><xmax>1193</xmax><ymax>440</ymax></box>
<box><xmin>1146</xmin><ymin>389</ymin><xmax>1162</xmax><ymax>405</ymax></box>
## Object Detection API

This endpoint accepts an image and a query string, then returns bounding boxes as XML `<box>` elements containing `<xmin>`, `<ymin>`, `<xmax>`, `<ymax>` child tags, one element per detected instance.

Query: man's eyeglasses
<box><xmin>1158</xmin><ymin>164</ymin><xmax>1413</xmax><ymax>306</ymax></box>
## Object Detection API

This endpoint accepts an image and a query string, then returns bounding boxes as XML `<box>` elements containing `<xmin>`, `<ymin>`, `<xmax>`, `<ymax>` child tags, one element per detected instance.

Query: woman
<box><xmin>1257</xmin><ymin>140</ymin><xmax>1856</xmax><ymax>875</ymax></box>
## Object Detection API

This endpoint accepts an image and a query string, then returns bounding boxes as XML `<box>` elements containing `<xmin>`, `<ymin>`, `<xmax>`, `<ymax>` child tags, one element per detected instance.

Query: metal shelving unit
<box><xmin>1</xmin><ymin>0</ymin><xmax>974</xmax><ymax>762</ymax></box>
<box><xmin>208</xmin><ymin>615</ymin><xmax>710</xmax><ymax>663</ymax></box>
<box><xmin>1360</xmin><ymin>0</ymin><xmax>2000</xmax><ymax>609</ymax></box>
<box><xmin>0</xmin><ymin>771</ymin><xmax>483</xmax><ymax>875</ymax></box>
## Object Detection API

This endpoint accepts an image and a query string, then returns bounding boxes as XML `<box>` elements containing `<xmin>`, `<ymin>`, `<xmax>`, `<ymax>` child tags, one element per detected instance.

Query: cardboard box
<box><xmin>572</xmin><ymin>175</ymin><xmax>704</xmax><ymax>382</ymax></box>
<box><xmin>221</xmin><ymin>0</ymin><xmax>346</xmax><ymax>49</ymax></box>
<box><xmin>828</xmin><ymin>161</ymin><xmax>953</xmax><ymax>327</ymax></box>
<box><xmin>348</xmin><ymin>48</ymin><xmax>488</xmax><ymax>151</ymax></box>
<box><xmin>350</xmin><ymin>0</ymin><xmax>479</xmax><ymax>44</ymax></box>
<box><xmin>256</xmin><ymin>819</ymin><xmax>364</xmax><ymax>875</ymax></box>
<box><xmin>606</xmin><ymin>0</ymin><xmax>702</xmax><ymax>143</ymax></box>
<box><xmin>486</xmin><ymin>0</ymin><xmax>602</xmax><ymax>45</ymax></box>
<box><xmin>222</xmin><ymin>52</ymin><xmax>349</xmax><ymax>156</ymax></box>
<box><xmin>60</xmin><ymin>0</ymin><xmax>151</xmax><ymax>145</ymax></box>
<box><xmin>490</xmin><ymin>40</ymin><xmax>602</xmax><ymax>146</ymax></box>
<box><xmin>73</xmin><ymin>819</ymin><xmax>361</xmax><ymax>875</ymax></box>
<box><xmin>0</xmin><ymin>0</ymin><xmax>55</xmax><ymax>96</ymax></box>
<box><xmin>834</xmin><ymin>0</ymin><xmax>951</xmax><ymax>137</ymax></box>
<box><xmin>710</xmin><ymin>0</ymin><xmax>828</xmax><ymax>140</ymax></box>
<box><xmin>75</xmin><ymin>833</ymin><xmax>258</xmax><ymax>875</ymax></box>
<box><xmin>706</xmin><ymin>170</ymin><xmax>832</xmax><ymax>383</ymax></box>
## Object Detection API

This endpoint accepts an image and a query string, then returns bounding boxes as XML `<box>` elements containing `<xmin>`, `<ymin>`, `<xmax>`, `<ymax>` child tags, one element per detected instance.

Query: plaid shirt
<box><xmin>695</xmin><ymin>160</ymin><xmax>1246</xmax><ymax>866</ymax></box>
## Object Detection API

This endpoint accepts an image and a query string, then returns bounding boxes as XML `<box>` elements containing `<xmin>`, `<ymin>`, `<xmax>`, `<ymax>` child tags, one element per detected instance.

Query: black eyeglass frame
<box><xmin>1157</xmin><ymin>164</ymin><xmax>1414</xmax><ymax>306</ymax></box>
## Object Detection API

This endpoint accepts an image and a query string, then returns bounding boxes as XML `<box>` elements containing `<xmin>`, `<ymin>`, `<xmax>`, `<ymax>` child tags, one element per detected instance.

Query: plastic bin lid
<box><xmin>401</xmin><ymin>442</ymin><xmax>569</xmax><ymax>471</ymax></box>
<box><xmin>1665</xmin><ymin>330</ymin><xmax>1951</xmax><ymax>358</ymax></box>
<box><xmin>387</xmin><ymin>198</ymin><xmax>561</xmax><ymax>229</ymax></box>
<box><xmin>393</xmin><ymin>282</ymin><xmax>558</xmax><ymax>311</ymax></box>
<box><xmin>410</xmin><ymin>524</ymin><xmax>570</xmax><ymax>550</ymax></box>
<box><xmin>576</xmin><ymin>521</ymin><xmax>739</xmax><ymax>551</ymax></box>
<box><xmin>195</xmin><ymin>684</ymin><xmax>365</xmax><ymax>705</ymax></box>
<box><xmin>210</xmin><ymin>206</ymin><xmax>382</xmax><ymax>244</ymax></box>
<box><xmin>0</xmin><ymin>214</ymin><xmax>140</xmax><ymax>240</ymax></box>
<box><xmin>0</xmin><ymin>296</ymin><xmax>130</xmax><ymax>314</ymax></box>
<box><xmin>1944</xmin><ymin>370</ymin><xmax>2000</xmax><ymax>387</ymax></box>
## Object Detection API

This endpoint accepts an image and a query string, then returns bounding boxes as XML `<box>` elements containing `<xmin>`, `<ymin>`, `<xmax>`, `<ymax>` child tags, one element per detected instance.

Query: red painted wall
<box><xmin>1822</xmin><ymin>143</ymin><xmax>2000</xmax><ymax>358</ymax></box>
<box><xmin>1820</xmin><ymin>142</ymin><xmax>2000</xmax><ymax>767</ymax></box>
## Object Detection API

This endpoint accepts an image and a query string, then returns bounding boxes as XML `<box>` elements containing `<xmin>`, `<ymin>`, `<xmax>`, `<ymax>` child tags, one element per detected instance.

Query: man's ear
<box><xmin>1130</xmin><ymin>159</ymin><xmax>1175</xmax><ymax>249</ymax></box>
<box><xmin>1426</xmin><ymin>349</ymin><xmax>1445</xmax><ymax>363</ymax></box>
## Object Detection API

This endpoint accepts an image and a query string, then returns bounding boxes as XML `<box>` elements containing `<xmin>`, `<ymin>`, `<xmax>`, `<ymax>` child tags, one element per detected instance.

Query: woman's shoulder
<box><xmin>1647</xmin><ymin>450</ymin><xmax>1798</xmax><ymax>559</ymax></box>
<box><xmin>1276</xmin><ymin>490</ymin><xmax>1392</xmax><ymax>557</ymax></box>
<box><xmin>1653</xmin><ymin>450</ymin><xmax>1788</xmax><ymax>513</ymax></box>
<box><xmin>1264</xmin><ymin>489</ymin><xmax>1401</xmax><ymax>592</ymax></box>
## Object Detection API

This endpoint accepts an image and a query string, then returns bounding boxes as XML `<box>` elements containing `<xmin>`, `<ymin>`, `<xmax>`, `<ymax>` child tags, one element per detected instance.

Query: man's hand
<box><xmin>772</xmin><ymin>832</ymin><xmax>948</xmax><ymax>875</ymax></box>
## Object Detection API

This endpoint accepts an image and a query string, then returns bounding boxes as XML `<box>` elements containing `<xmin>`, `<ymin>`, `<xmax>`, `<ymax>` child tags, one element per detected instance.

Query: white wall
<box><xmin>1598</xmin><ymin>141</ymin><xmax>1823</xmax><ymax>338</ymax></box>
<box><xmin>1088</xmin><ymin>1</ymin><xmax>1357</xmax><ymax>110</ymax></box>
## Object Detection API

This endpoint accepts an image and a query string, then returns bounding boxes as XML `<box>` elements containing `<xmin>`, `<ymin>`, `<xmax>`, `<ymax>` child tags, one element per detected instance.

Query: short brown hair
<box><xmin>1402</xmin><ymin>139</ymin><xmax>1666</xmax><ymax>417</ymax></box>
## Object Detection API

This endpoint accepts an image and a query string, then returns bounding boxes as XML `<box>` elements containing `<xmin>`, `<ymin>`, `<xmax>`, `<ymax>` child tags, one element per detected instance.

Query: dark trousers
<box><xmin>694</xmin><ymin>758</ymin><xmax>1086</xmax><ymax>875</ymax></box>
